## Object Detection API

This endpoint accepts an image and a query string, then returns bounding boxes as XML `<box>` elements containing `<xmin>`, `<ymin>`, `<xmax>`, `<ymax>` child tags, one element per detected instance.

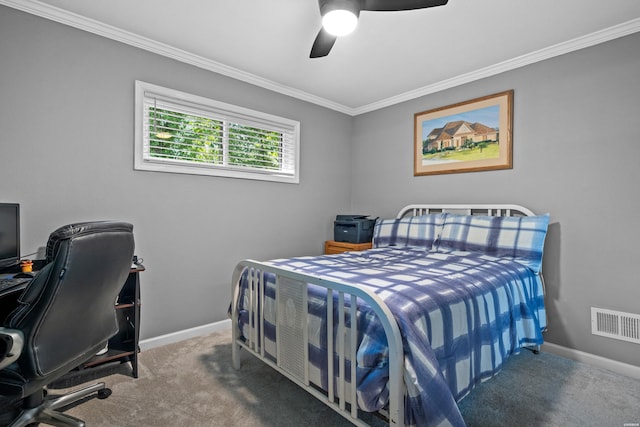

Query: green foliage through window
<box><xmin>149</xmin><ymin>108</ymin><xmax>283</xmax><ymax>171</ymax></box>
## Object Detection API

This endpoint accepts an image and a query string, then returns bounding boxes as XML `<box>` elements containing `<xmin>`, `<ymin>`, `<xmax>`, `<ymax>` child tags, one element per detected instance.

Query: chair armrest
<box><xmin>0</xmin><ymin>327</ymin><xmax>24</xmax><ymax>370</ymax></box>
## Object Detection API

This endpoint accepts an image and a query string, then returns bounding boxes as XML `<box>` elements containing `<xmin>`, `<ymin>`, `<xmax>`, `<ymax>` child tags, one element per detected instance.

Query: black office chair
<box><xmin>0</xmin><ymin>221</ymin><xmax>134</xmax><ymax>427</ymax></box>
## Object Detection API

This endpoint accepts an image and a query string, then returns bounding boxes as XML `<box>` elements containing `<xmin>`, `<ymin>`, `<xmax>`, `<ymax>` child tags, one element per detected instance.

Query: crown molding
<box><xmin>353</xmin><ymin>17</ymin><xmax>640</xmax><ymax>115</ymax></box>
<box><xmin>0</xmin><ymin>0</ymin><xmax>354</xmax><ymax>115</ymax></box>
<box><xmin>3</xmin><ymin>0</ymin><xmax>640</xmax><ymax>117</ymax></box>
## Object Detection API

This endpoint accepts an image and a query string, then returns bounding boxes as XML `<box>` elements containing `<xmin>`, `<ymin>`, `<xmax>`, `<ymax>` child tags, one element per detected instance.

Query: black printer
<box><xmin>333</xmin><ymin>215</ymin><xmax>377</xmax><ymax>244</ymax></box>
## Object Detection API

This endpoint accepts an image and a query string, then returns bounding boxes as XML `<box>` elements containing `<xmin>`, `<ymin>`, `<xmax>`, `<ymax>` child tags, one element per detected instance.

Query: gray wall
<box><xmin>2</xmin><ymin>6</ymin><xmax>638</xmax><ymax>369</ymax></box>
<box><xmin>0</xmin><ymin>7</ymin><xmax>352</xmax><ymax>338</ymax></box>
<box><xmin>351</xmin><ymin>32</ymin><xmax>640</xmax><ymax>367</ymax></box>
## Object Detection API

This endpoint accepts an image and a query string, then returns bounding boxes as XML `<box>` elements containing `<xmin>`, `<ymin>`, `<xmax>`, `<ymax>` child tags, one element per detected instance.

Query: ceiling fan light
<box><xmin>322</xmin><ymin>9</ymin><xmax>358</xmax><ymax>36</ymax></box>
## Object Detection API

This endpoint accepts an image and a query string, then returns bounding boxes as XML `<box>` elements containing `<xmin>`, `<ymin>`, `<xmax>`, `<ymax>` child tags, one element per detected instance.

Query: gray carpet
<box><xmin>49</xmin><ymin>330</ymin><xmax>640</xmax><ymax>426</ymax></box>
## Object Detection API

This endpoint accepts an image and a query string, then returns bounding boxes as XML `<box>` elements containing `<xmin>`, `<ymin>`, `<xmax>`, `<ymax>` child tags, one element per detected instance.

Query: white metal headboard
<box><xmin>397</xmin><ymin>204</ymin><xmax>536</xmax><ymax>218</ymax></box>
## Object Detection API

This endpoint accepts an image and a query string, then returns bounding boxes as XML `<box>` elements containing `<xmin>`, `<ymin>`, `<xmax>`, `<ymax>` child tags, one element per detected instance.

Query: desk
<box><xmin>0</xmin><ymin>274</ymin><xmax>30</xmax><ymax>295</ymax></box>
<box><xmin>0</xmin><ymin>274</ymin><xmax>28</xmax><ymax>322</ymax></box>
<box><xmin>0</xmin><ymin>267</ymin><xmax>144</xmax><ymax>378</ymax></box>
<box><xmin>84</xmin><ymin>266</ymin><xmax>144</xmax><ymax>378</ymax></box>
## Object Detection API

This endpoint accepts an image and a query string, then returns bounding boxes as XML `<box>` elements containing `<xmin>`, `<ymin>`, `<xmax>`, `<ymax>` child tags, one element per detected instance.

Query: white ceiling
<box><xmin>5</xmin><ymin>0</ymin><xmax>640</xmax><ymax>115</ymax></box>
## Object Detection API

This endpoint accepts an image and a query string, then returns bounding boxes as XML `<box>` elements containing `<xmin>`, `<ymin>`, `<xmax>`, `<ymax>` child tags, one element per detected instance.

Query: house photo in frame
<box><xmin>414</xmin><ymin>90</ymin><xmax>513</xmax><ymax>176</ymax></box>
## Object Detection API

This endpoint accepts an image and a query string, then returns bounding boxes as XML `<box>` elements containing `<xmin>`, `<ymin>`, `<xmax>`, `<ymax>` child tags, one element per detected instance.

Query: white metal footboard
<box><xmin>231</xmin><ymin>260</ymin><xmax>405</xmax><ymax>426</ymax></box>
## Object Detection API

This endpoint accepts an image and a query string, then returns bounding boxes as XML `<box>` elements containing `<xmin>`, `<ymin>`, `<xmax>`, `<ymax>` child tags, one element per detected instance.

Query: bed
<box><xmin>230</xmin><ymin>204</ymin><xmax>549</xmax><ymax>426</ymax></box>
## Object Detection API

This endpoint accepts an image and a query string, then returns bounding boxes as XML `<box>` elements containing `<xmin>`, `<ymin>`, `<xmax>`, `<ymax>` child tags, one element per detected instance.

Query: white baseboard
<box><xmin>139</xmin><ymin>318</ymin><xmax>231</xmax><ymax>351</ymax></box>
<box><xmin>542</xmin><ymin>342</ymin><xmax>640</xmax><ymax>380</ymax></box>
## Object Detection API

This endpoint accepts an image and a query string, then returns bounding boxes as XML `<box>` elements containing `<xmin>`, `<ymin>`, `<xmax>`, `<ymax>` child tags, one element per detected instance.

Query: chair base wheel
<box><xmin>7</xmin><ymin>382</ymin><xmax>109</xmax><ymax>427</ymax></box>
<box><xmin>97</xmin><ymin>388</ymin><xmax>112</xmax><ymax>399</ymax></box>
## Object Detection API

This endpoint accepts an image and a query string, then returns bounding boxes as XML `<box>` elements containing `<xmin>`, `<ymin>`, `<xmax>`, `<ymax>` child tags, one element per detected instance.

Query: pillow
<box><xmin>373</xmin><ymin>214</ymin><xmax>444</xmax><ymax>250</ymax></box>
<box><xmin>435</xmin><ymin>213</ymin><xmax>550</xmax><ymax>273</ymax></box>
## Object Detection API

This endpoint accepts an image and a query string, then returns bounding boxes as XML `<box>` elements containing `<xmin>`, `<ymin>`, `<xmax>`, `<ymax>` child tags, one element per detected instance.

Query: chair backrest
<box><xmin>6</xmin><ymin>221</ymin><xmax>134</xmax><ymax>378</ymax></box>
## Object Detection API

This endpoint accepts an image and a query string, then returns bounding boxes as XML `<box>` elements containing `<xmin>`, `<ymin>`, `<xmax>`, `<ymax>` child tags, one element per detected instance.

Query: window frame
<box><xmin>134</xmin><ymin>81</ymin><xmax>300</xmax><ymax>184</ymax></box>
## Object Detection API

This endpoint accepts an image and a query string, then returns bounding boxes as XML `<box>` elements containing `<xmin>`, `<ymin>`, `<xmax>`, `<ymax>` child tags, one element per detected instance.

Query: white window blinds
<box><xmin>135</xmin><ymin>81</ymin><xmax>300</xmax><ymax>183</ymax></box>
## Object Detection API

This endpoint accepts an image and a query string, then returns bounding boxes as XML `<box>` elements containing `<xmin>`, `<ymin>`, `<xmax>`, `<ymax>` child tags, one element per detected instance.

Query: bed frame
<box><xmin>230</xmin><ymin>204</ymin><xmax>539</xmax><ymax>426</ymax></box>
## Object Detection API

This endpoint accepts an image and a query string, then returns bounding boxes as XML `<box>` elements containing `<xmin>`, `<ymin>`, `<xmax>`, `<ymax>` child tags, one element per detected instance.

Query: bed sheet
<box><xmin>235</xmin><ymin>247</ymin><xmax>546</xmax><ymax>427</ymax></box>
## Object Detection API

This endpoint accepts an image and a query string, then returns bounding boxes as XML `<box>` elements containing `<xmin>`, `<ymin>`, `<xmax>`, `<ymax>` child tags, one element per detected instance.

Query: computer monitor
<box><xmin>0</xmin><ymin>203</ymin><xmax>20</xmax><ymax>269</ymax></box>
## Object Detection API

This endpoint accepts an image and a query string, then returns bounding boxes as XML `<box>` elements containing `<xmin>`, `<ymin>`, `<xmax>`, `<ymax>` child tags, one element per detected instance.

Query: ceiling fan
<box><xmin>310</xmin><ymin>0</ymin><xmax>449</xmax><ymax>58</ymax></box>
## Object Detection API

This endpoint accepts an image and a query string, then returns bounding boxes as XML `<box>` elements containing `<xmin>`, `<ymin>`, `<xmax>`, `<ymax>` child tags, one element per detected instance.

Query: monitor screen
<box><xmin>0</xmin><ymin>203</ymin><xmax>20</xmax><ymax>269</ymax></box>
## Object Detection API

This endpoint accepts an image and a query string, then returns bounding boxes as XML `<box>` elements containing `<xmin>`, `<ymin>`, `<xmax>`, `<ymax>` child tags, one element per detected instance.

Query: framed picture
<box><xmin>414</xmin><ymin>90</ymin><xmax>513</xmax><ymax>176</ymax></box>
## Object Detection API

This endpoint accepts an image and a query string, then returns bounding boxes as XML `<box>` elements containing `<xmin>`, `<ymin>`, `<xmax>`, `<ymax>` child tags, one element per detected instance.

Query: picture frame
<box><xmin>414</xmin><ymin>90</ymin><xmax>513</xmax><ymax>176</ymax></box>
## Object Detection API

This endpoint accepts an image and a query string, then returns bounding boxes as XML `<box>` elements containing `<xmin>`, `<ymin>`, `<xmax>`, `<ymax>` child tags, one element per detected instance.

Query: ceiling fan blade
<box><xmin>362</xmin><ymin>0</ymin><xmax>448</xmax><ymax>11</ymax></box>
<box><xmin>310</xmin><ymin>27</ymin><xmax>337</xmax><ymax>58</ymax></box>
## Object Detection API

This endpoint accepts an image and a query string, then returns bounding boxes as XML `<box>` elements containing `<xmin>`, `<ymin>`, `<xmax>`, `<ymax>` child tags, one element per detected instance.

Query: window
<box><xmin>135</xmin><ymin>81</ymin><xmax>300</xmax><ymax>183</ymax></box>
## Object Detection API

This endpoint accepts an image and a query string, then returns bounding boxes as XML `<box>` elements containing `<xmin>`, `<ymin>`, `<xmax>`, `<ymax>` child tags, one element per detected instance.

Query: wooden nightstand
<box><xmin>324</xmin><ymin>240</ymin><xmax>373</xmax><ymax>255</ymax></box>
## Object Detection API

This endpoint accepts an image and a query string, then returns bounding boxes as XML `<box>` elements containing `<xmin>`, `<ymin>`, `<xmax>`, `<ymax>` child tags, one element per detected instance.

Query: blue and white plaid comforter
<box><xmin>236</xmin><ymin>247</ymin><xmax>546</xmax><ymax>426</ymax></box>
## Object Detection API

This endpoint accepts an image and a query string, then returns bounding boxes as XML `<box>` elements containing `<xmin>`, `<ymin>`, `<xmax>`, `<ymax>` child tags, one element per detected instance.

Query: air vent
<box><xmin>591</xmin><ymin>307</ymin><xmax>640</xmax><ymax>344</ymax></box>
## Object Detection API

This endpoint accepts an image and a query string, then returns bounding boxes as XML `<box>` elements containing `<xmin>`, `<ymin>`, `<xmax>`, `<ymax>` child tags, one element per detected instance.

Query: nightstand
<box><xmin>324</xmin><ymin>240</ymin><xmax>373</xmax><ymax>255</ymax></box>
